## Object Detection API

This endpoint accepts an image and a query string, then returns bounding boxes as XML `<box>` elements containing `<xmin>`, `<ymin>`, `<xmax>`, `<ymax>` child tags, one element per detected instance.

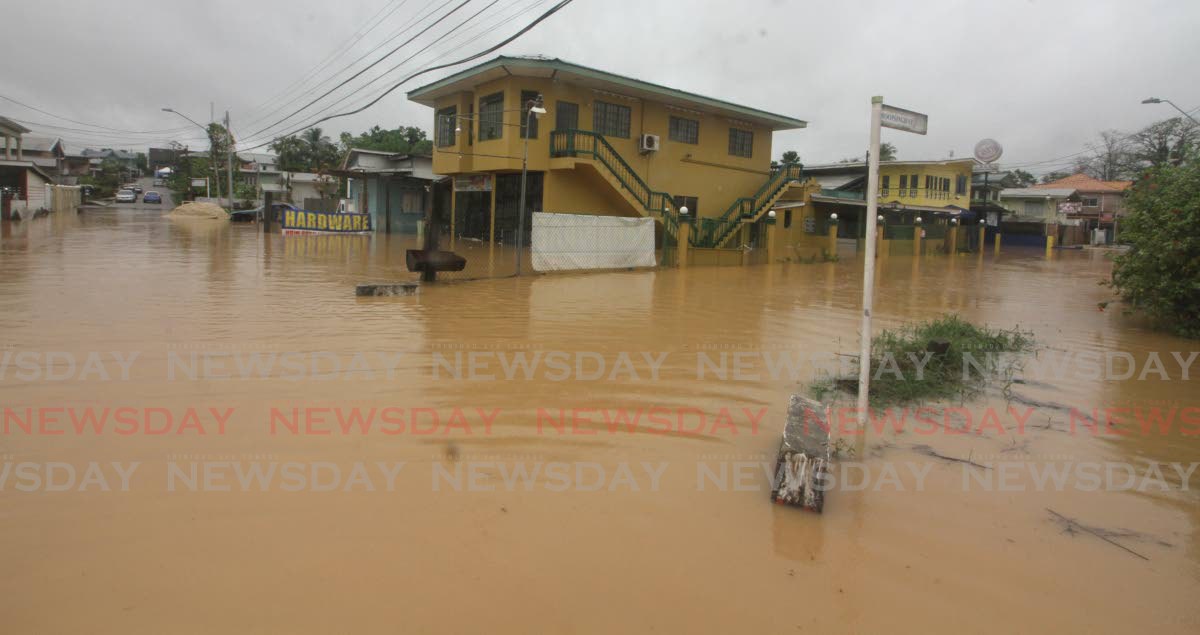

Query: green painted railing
<box><xmin>551</xmin><ymin>129</ymin><xmax>680</xmax><ymax>244</ymax></box>
<box><xmin>698</xmin><ymin>163</ymin><xmax>804</xmax><ymax>247</ymax></box>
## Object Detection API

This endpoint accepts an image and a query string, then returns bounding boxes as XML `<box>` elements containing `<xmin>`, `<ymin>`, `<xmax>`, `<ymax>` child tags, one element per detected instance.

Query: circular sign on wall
<box><xmin>974</xmin><ymin>138</ymin><xmax>1004</xmax><ymax>164</ymax></box>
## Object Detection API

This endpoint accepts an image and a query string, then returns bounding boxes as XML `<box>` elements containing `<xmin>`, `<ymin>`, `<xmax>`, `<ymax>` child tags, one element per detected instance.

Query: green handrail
<box><xmin>552</xmin><ymin>129</ymin><xmax>681</xmax><ymax>242</ymax></box>
<box><xmin>701</xmin><ymin>163</ymin><xmax>804</xmax><ymax>247</ymax></box>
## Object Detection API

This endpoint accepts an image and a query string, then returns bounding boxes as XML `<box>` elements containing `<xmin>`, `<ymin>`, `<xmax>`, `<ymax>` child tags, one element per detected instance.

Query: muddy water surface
<box><xmin>1</xmin><ymin>210</ymin><xmax>1198</xmax><ymax>633</ymax></box>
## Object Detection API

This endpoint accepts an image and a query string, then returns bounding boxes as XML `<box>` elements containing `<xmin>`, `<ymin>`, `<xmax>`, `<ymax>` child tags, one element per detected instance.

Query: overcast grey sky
<box><xmin>3</xmin><ymin>0</ymin><xmax>1196</xmax><ymax>174</ymax></box>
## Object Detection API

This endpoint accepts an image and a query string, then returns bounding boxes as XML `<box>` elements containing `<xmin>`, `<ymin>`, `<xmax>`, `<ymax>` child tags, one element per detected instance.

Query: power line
<box><xmin>238</xmin><ymin>0</ymin><xmax>519</xmax><ymax>149</ymax></box>
<box><xmin>240</xmin><ymin>0</ymin><xmax>443</xmax><ymax>129</ymax></box>
<box><xmin>0</xmin><ymin>93</ymin><xmax>194</xmax><ymax>135</ymax></box>
<box><xmin>242</xmin><ymin>0</ymin><xmax>472</xmax><ymax>142</ymax></box>
<box><xmin>240</xmin><ymin>0</ymin><xmax>575</xmax><ymax>152</ymax></box>
<box><xmin>239</xmin><ymin>0</ymin><xmax>548</xmax><ymax>150</ymax></box>
<box><xmin>241</xmin><ymin>0</ymin><xmax>413</xmax><ymax>122</ymax></box>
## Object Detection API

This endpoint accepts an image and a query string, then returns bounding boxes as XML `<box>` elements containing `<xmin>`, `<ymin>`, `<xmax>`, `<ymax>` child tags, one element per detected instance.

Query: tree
<box><xmin>339</xmin><ymin>124</ymin><xmax>433</xmax><ymax>156</ymax></box>
<box><xmin>1081</xmin><ymin>130</ymin><xmax>1136</xmax><ymax>181</ymax></box>
<box><xmin>271</xmin><ymin>136</ymin><xmax>310</xmax><ymax>172</ymax></box>
<box><xmin>1127</xmin><ymin>117</ymin><xmax>1197</xmax><ymax>171</ymax></box>
<box><xmin>838</xmin><ymin>142</ymin><xmax>895</xmax><ymax>163</ymax></box>
<box><xmin>1012</xmin><ymin>169</ymin><xmax>1037</xmax><ymax>187</ymax></box>
<box><xmin>1040</xmin><ymin>171</ymin><xmax>1071</xmax><ymax>184</ymax></box>
<box><xmin>1108</xmin><ymin>152</ymin><xmax>1200</xmax><ymax>338</ymax></box>
<box><xmin>780</xmin><ymin>150</ymin><xmax>801</xmax><ymax>165</ymax></box>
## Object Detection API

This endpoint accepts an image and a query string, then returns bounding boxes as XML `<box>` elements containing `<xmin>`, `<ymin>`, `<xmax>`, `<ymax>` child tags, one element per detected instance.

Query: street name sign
<box><xmin>880</xmin><ymin>104</ymin><xmax>928</xmax><ymax>135</ymax></box>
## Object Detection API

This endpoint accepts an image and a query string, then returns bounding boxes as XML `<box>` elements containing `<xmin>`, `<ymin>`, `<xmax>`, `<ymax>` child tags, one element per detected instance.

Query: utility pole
<box><xmin>225</xmin><ymin>110</ymin><xmax>235</xmax><ymax>210</ymax></box>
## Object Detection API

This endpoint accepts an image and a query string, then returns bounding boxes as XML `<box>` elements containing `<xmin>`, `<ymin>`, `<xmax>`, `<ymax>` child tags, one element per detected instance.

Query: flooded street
<box><xmin>2</xmin><ymin>208</ymin><xmax>1199</xmax><ymax>634</ymax></box>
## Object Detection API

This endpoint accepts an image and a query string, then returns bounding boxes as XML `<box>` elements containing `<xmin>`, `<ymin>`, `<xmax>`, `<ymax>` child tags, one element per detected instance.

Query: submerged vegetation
<box><xmin>812</xmin><ymin>315</ymin><xmax>1035</xmax><ymax>408</ymax></box>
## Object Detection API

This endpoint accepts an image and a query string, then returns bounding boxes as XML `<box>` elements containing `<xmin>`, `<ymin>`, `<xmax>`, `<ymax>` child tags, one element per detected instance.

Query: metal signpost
<box><xmin>857</xmin><ymin>98</ymin><xmax>928</xmax><ymax>435</ymax></box>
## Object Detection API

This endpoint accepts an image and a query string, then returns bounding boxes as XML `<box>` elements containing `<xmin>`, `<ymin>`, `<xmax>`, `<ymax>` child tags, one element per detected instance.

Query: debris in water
<box><xmin>911</xmin><ymin>444</ymin><xmax>989</xmax><ymax>469</ymax></box>
<box><xmin>771</xmin><ymin>395</ymin><xmax>831</xmax><ymax>512</ymax></box>
<box><xmin>1046</xmin><ymin>508</ymin><xmax>1156</xmax><ymax>561</ymax></box>
<box><xmin>165</xmin><ymin>201</ymin><xmax>228</xmax><ymax>220</ymax></box>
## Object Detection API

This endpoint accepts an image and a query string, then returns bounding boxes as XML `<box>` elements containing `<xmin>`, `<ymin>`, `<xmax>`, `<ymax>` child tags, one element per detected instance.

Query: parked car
<box><xmin>143</xmin><ymin>191</ymin><xmax>162</xmax><ymax>204</ymax></box>
<box><xmin>115</xmin><ymin>189</ymin><xmax>136</xmax><ymax>203</ymax></box>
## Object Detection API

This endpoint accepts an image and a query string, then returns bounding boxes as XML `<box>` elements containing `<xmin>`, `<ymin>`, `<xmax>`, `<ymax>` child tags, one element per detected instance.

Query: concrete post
<box><xmin>678</xmin><ymin>214</ymin><xmax>693</xmax><ymax>268</ymax></box>
<box><xmin>16</xmin><ymin>135</ymin><xmax>22</xmax><ymax>162</ymax></box>
<box><xmin>1046</xmin><ymin>234</ymin><xmax>1055</xmax><ymax>257</ymax></box>
<box><xmin>765</xmin><ymin>214</ymin><xmax>777</xmax><ymax>264</ymax></box>
<box><xmin>914</xmin><ymin>227</ymin><xmax>923</xmax><ymax>259</ymax></box>
<box><xmin>875</xmin><ymin>226</ymin><xmax>884</xmax><ymax>259</ymax></box>
<box><xmin>826</xmin><ymin>222</ymin><xmax>837</xmax><ymax>260</ymax></box>
<box><xmin>948</xmin><ymin>224</ymin><xmax>958</xmax><ymax>255</ymax></box>
<box><xmin>978</xmin><ymin>225</ymin><xmax>986</xmax><ymax>254</ymax></box>
<box><xmin>994</xmin><ymin>232</ymin><xmax>1001</xmax><ymax>255</ymax></box>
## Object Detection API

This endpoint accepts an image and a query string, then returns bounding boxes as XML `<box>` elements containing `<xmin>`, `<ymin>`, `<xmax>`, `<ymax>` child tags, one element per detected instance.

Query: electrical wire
<box><xmin>237</xmin><ymin>0</ymin><xmax>521</xmax><ymax>149</ymax></box>
<box><xmin>242</xmin><ymin>0</ymin><xmax>473</xmax><ymax>142</ymax></box>
<box><xmin>240</xmin><ymin>0</ymin><xmax>575</xmax><ymax>152</ymax></box>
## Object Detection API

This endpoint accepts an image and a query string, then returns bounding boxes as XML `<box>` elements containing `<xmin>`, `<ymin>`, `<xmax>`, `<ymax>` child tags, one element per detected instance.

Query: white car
<box><xmin>115</xmin><ymin>189</ymin><xmax>136</xmax><ymax>203</ymax></box>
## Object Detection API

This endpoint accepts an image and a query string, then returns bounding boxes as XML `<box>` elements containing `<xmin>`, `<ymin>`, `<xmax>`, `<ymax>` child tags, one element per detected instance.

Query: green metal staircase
<box><xmin>549</xmin><ymin>129</ymin><xmax>804</xmax><ymax>251</ymax></box>
<box><xmin>550</xmin><ymin>129</ymin><xmax>680</xmax><ymax>243</ymax></box>
<box><xmin>694</xmin><ymin>163</ymin><xmax>804</xmax><ymax>248</ymax></box>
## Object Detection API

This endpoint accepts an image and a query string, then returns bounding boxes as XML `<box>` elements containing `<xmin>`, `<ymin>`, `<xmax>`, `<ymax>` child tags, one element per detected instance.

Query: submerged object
<box><xmin>356</xmin><ymin>282</ymin><xmax>419</xmax><ymax>297</ymax></box>
<box><xmin>771</xmin><ymin>395</ymin><xmax>831</xmax><ymax>512</ymax></box>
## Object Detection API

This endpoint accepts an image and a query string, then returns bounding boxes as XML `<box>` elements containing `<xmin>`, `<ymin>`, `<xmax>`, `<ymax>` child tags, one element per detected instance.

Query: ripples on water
<box><xmin>1</xmin><ymin>210</ymin><xmax>1198</xmax><ymax>633</ymax></box>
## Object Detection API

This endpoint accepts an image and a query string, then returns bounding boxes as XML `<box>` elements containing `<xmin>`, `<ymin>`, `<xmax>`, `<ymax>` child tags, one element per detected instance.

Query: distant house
<box><xmin>17</xmin><ymin>136</ymin><xmax>66</xmax><ymax>176</ymax></box>
<box><xmin>338</xmin><ymin>149</ymin><xmax>436</xmax><ymax>233</ymax></box>
<box><xmin>1032</xmin><ymin>173</ymin><xmax>1131</xmax><ymax>241</ymax></box>
<box><xmin>998</xmin><ymin>187</ymin><xmax>1088</xmax><ymax>246</ymax></box>
<box><xmin>0</xmin><ymin>117</ymin><xmax>55</xmax><ymax>217</ymax></box>
<box><xmin>804</xmin><ymin>158</ymin><xmax>976</xmax><ymax>251</ymax></box>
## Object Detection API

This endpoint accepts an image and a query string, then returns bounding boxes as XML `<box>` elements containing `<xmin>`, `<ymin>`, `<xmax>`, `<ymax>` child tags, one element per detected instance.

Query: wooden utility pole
<box><xmin>263</xmin><ymin>190</ymin><xmax>273</xmax><ymax>233</ymax></box>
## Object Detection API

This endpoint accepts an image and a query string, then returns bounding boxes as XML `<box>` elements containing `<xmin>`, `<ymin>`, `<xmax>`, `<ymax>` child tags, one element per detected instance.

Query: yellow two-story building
<box><xmin>805</xmin><ymin>159</ymin><xmax>977</xmax><ymax>254</ymax></box>
<box><xmin>406</xmin><ymin>55</ymin><xmax>813</xmax><ymax>257</ymax></box>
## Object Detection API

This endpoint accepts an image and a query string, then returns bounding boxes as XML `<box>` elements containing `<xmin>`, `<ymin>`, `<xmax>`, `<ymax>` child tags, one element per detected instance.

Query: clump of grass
<box><xmin>811</xmin><ymin>314</ymin><xmax>1034</xmax><ymax>408</ymax></box>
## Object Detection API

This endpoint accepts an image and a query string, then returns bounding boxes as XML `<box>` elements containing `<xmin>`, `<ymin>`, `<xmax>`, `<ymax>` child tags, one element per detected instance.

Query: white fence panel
<box><xmin>531</xmin><ymin>212</ymin><xmax>656</xmax><ymax>272</ymax></box>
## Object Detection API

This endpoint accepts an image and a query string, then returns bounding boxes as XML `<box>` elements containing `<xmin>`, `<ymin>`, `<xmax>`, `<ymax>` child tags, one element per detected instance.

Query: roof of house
<box><xmin>19</xmin><ymin>136</ymin><xmax>64</xmax><ymax>154</ymax></box>
<box><xmin>1001</xmin><ymin>187</ymin><xmax>1076</xmax><ymax>198</ymax></box>
<box><xmin>805</xmin><ymin>158</ymin><xmax>977</xmax><ymax>173</ymax></box>
<box><xmin>407</xmin><ymin>55</ymin><xmax>808</xmax><ymax>131</ymax></box>
<box><xmin>1032</xmin><ymin>173</ymin><xmax>1132</xmax><ymax>193</ymax></box>
<box><xmin>0</xmin><ymin>116</ymin><xmax>32</xmax><ymax>135</ymax></box>
<box><xmin>0</xmin><ymin>159</ymin><xmax>53</xmax><ymax>181</ymax></box>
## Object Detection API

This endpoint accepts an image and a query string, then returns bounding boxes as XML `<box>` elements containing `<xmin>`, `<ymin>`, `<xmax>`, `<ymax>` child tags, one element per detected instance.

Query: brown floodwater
<box><xmin>2</xmin><ymin>209</ymin><xmax>1199</xmax><ymax>633</ymax></box>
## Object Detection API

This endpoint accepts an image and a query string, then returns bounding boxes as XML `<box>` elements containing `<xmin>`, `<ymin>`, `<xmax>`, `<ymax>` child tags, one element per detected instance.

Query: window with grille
<box><xmin>556</xmin><ymin>101</ymin><xmax>578</xmax><ymax>130</ymax></box>
<box><xmin>593</xmin><ymin>100</ymin><xmax>631</xmax><ymax>138</ymax></box>
<box><xmin>479</xmin><ymin>92</ymin><xmax>504</xmax><ymax>141</ymax></box>
<box><xmin>728</xmin><ymin>128</ymin><xmax>753</xmax><ymax>158</ymax></box>
<box><xmin>436</xmin><ymin>106</ymin><xmax>457</xmax><ymax>147</ymax></box>
<box><xmin>669</xmin><ymin>116</ymin><xmax>699</xmax><ymax>144</ymax></box>
<box><xmin>673</xmin><ymin>195</ymin><xmax>698</xmax><ymax>216</ymax></box>
<box><xmin>882</xmin><ymin>175</ymin><xmax>890</xmax><ymax>195</ymax></box>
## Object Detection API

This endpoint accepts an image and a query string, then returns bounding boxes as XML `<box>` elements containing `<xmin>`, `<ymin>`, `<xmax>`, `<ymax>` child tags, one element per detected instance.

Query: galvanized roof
<box><xmin>407</xmin><ymin>55</ymin><xmax>807</xmax><ymax>131</ymax></box>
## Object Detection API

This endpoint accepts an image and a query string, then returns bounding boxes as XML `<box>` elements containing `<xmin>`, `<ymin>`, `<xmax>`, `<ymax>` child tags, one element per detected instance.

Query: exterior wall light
<box><xmin>679</xmin><ymin>206</ymin><xmax>689</xmax><ymax>216</ymax></box>
<box><xmin>915</xmin><ymin>216</ymin><xmax>922</xmax><ymax>224</ymax></box>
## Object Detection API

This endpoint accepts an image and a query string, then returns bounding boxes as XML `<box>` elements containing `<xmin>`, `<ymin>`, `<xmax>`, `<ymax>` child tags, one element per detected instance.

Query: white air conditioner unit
<box><xmin>639</xmin><ymin>134</ymin><xmax>661</xmax><ymax>153</ymax></box>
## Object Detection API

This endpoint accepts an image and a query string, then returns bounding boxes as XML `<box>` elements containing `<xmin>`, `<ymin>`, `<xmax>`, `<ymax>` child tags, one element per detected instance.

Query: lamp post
<box><xmin>1141</xmin><ymin>98</ymin><xmax>1200</xmax><ymax>126</ymax></box>
<box><xmin>515</xmin><ymin>94</ymin><xmax>546</xmax><ymax>276</ymax></box>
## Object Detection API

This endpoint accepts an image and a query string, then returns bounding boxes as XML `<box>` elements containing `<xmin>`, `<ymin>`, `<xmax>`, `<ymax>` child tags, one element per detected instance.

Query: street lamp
<box><xmin>515</xmin><ymin>94</ymin><xmax>546</xmax><ymax>276</ymax></box>
<box><xmin>162</xmin><ymin>107</ymin><xmax>207</xmax><ymax>133</ymax></box>
<box><xmin>1141</xmin><ymin>97</ymin><xmax>1200</xmax><ymax>126</ymax></box>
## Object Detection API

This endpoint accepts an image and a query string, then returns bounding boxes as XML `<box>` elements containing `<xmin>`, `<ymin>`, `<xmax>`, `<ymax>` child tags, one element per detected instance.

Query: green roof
<box><xmin>407</xmin><ymin>56</ymin><xmax>807</xmax><ymax>131</ymax></box>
